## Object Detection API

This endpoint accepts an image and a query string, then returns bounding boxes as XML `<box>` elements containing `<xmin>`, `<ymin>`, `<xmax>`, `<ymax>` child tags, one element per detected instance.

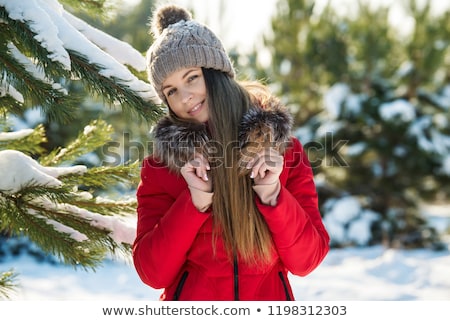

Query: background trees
<box><xmin>258</xmin><ymin>0</ymin><xmax>449</xmax><ymax>248</ymax></box>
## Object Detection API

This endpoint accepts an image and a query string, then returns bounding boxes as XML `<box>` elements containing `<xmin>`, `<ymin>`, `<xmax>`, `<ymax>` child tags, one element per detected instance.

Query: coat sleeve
<box><xmin>256</xmin><ymin>137</ymin><xmax>330</xmax><ymax>276</ymax></box>
<box><xmin>132</xmin><ymin>157</ymin><xmax>210</xmax><ymax>289</ymax></box>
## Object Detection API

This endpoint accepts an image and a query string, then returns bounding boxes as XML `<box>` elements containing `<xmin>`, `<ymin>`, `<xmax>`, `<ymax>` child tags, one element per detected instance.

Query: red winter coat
<box><xmin>133</xmin><ymin>135</ymin><xmax>330</xmax><ymax>301</ymax></box>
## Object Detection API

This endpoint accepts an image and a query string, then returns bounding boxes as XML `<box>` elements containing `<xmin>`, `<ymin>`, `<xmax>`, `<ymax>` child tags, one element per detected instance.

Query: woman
<box><xmin>132</xmin><ymin>4</ymin><xmax>330</xmax><ymax>301</ymax></box>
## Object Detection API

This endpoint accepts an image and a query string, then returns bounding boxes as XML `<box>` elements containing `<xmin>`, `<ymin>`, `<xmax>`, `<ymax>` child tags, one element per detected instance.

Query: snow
<box><xmin>7</xmin><ymin>42</ymin><xmax>68</xmax><ymax>95</ymax></box>
<box><xmin>409</xmin><ymin>116</ymin><xmax>450</xmax><ymax>157</ymax></box>
<box><xmin>29</xmin><ymin>197</ymin><xmax>137</xmax><ymax>244</ymax></box>
<box><xmin>379</xmin><ymin>100</ymin><xmax>416</xmax><ymax>122</ymax></box>
<box><xmin>8</xmin><ymin>109</ymin><xmax>45</xmax><ymax>129</ymax></box>
<box><xmin>62</xmin><ymin>9</ymin><xmax>147</xmax><ymax>72</ymax></box>
<box><xmin>321</xmin><ymin>196</ymin><xmax>383</xmax><ymax>247</ymax></box>
<box><xmin>324</xmin><ymin>83</ymin><xmax>349</xmax><ymax>118</ymax></box>
<box><xmin>442</xmin><ymin>155</ymin><xmax>450</xmax><ymax>176</ymax></box>
<box><xmin>322</xmin><ymin>81</ymin><xmax>450</xmax><ymax>177</ymax></box>
<box><xmin>1</xmin><ymin>0</ymin><xmax>71</xmax><ymax>69</ymax></box>
<box><xmin>345</xmin><ymin>142</ymin><xmax>367</xmax><ymax>156</ymax></box>
<box><xmin>0</xmin><ymin>78</ymin><xmax>24</xmax><ymax>103</ymax></box>
<box><xmin>0</xmin><ymin>128</ymin><xmax>34</xmax><ymax>141</ymax></box>
<box><xmin>0</xmin><ymin>150</ymin><xmax>86</xmax><ymax>194</ymax></box>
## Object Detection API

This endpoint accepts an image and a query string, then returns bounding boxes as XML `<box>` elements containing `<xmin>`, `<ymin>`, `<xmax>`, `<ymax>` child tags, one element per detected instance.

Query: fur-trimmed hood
<box><xmin>152</xmin><ymin>96</ymin><xmax>293</xmax><ymax>173</ymax></box>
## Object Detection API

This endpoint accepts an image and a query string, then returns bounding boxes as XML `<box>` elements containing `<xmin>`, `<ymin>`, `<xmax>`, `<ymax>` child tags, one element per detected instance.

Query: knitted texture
<box><xmin>146</xmin><ymin>5</ymin><xmax>235</xmax><ymax>101</ymax></box>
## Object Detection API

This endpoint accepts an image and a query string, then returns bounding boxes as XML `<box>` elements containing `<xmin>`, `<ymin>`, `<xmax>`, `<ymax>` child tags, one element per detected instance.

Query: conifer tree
<box><xmin>258</xmin><ymin>0</ymin><xmax>449</xmax><ymax>248</ymax></box>
<box><xmin>0</xmin><ymin>0</ymin><xmax>163</xmax><ymax>298</ymax></box>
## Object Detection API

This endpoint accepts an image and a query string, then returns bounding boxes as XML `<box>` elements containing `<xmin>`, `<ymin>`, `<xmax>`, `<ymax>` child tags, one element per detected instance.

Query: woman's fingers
<box><xmin>248</xmin><ymin>148</ymin><xmax>283</xmax><ymax>182</ymax></box>
<box><xmin>191</xmin><ymin>153</ymin><xmax>210</xmax><ymax>181</ymax></box>
<box><xmin>180</xmin><ymin>153</ymin><xmax>212</xmax><ymax>192</ymax></box>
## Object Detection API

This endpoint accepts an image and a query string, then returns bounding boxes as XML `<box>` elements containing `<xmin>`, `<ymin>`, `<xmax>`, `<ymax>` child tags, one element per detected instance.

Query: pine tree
<box><xmin>261</xmin><ymin>0</ymin><xmax>348</xmax><ymax>124</ymax></box>
<box><xmin>0</xmin><ymin>0</ymin><xmax>163</xmax><ymax>298</ymax></box>
<box><xmin>258</xmin><ymin>0</ymin><xmax>449</xmax><ymax>248</ymax></box>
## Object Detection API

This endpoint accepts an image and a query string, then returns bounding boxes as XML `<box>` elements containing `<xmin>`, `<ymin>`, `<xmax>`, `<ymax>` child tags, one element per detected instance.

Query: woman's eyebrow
<box><xmin>181</xmin><ymin>68</ymin><xmax>198</xmax><ymax>79</ymax></box>
<box><xmin>162</xmin><ymin>68</ymin><xmax>198</xmax><ymax>91</ymax></box>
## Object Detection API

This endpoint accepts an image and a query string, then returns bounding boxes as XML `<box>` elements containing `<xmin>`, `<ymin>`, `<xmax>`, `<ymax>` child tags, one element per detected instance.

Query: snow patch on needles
<box><xmin>0</xmin><ymin>78</ymin><xmax>24</xmax><ymax>103</ymax></box>
<box><xmin>29</xmin><ymin>208</ymin><xmax>89</xmax><ymax>242</ymax></box>
<box><xmin>0</xmin><ymin>150</ymin><xmax>86</xmax><ymax>194</ymax></box>
<box><xmin>37</xmin><ymin>0</ymin><xmax>157</xmax><ymax>101</ymax></box>
<box><xmin>32</xmin><ymin>198</ymin><xmax>136</xmax><ymax>245</ymax></box>
<box><xmin>0</xmin><ymin>128</ymin><xmax>34</xmax><ymax>141</ymax></box>
<box><xmin>62</xmin><ymin>10</ymin><xmax>147</xmax><ymax>72</ymax></box>
<box><xmin>0</xmin><ymin>0</ymin><xmax>71</xmax><ymax>69</ymax></box>
<box><xmin>379</xmin><ymin>100</ymin><xmax>416</xmax><ymax>122</ymax></box>
<box><xmin>8</xmin><ymin>43</ymin><xmax>68</xmax><ymax>95</ymax></box>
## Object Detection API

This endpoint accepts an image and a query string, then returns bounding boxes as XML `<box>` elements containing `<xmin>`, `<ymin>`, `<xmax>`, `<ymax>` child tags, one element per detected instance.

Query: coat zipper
<box><xmin>233</xmin><ymin>255</ymin><xmax>239</xmax><ymax>300</ymax></box>
<box><xmin>278</xmin><ymin>271</ymin><xmax>292</xmax><ymax>301</ymax></box>
<box><xmin>173</xmin><ymin>271</ymin><xmax>189</xmax><ymax>301</ymax></box>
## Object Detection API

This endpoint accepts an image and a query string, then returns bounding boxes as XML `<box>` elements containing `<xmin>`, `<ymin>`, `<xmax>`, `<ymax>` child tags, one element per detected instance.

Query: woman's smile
<box><xmin>188</xmin><ymin>101</ymin><xmax>204</xmax><ymax>115</ymax></box>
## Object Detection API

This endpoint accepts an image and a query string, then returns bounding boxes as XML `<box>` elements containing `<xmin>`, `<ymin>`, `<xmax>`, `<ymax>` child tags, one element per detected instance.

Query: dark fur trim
<box><xmin>153</xmin><ymin>117</ymin><xmax>209</xmax><ymax>173</ymax></box>
<box><xmin>239</xmin><ymin>105</ymin><xmax>293</xmax><ymax>152</ymax></box>
<box><xmin>153</xmin><ymin>99</ymin><xmax>292</xmax><ymax>173</ymax></box>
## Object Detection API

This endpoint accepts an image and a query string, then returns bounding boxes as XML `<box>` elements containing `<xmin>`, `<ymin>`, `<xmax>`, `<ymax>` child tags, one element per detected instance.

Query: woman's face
<box><xmin>162</xmin><ymin>67</ymin><xmax>209</xmax><ymax>123</ymax></box>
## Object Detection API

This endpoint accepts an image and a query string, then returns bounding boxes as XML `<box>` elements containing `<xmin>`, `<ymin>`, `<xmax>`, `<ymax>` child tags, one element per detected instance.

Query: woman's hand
<box><xmin>180</xmin><ymin>153</ymin><xmax>212</xmax><ymax>192</ymax></box>
<box><xmin>181</xmin><ymin>153</ymin><xmax>213</xmax><ymax>212</ymax></box>
<box><xmin>247</xmin><ymin>147</ymin><xmax>283</xmax><ymax>206</ymax></box>
<box><xmin>247</xmin><ymin>147</ymin><xmax>284</xmax><ymax>185</ymax></box>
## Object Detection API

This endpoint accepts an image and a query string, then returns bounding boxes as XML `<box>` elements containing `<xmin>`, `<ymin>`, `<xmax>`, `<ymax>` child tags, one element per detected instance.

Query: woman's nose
<box><xmin>180</xmin><ymin>89</ymin><xmax>193</xmax><ymax>103</ymax></box>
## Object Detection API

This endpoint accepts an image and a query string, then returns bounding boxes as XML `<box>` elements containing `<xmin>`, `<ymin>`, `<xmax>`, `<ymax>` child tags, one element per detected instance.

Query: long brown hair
<box><xmin>203</xmin><ymin>68</ymin><xmax>274</xmax><ymax>266</ymax></box>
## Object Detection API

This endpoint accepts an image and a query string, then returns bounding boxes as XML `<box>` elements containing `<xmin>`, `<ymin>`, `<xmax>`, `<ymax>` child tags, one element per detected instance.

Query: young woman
<box><xmin>132</xmin><ymin>4</ymin><xmax>330</xmax><ymax>301</ymax></box>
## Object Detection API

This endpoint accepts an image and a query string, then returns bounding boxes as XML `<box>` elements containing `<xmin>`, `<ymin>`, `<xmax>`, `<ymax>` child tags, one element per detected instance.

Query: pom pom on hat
<box><xmin>151</xmin><ymin>5</ymin><xmax>192</xmax><ymax>37</ymax></box>
<box><xmin>146</xmin><ymin>4</ymin><xmax>235</xmax><ymax>102</ymax></box>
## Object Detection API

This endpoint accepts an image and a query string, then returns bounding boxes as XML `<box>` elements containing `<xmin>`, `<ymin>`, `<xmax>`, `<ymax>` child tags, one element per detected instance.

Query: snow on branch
<box><xmin>0</xmin><ymin>149</ymin><xmax>136</xmax><ymax>247</ymax></box>
<box><xmin>0</xmin><ymin>149</ymin><xmax>86</xmax><ymax>194</ymax></box>
<box><xmin>0</xmin><ymin>79</ymin><xmax>24</xmax><ymax>103</ymax></box>
<box><xmin>0</xmin><ymin>0</ymin><xmax>71</xmax><ymax>69</ymax></box>
<box><xmin>7</xmin><ymin>42</ymin><xmax>68</xmax><ymax>95</ymax></box>
<box><xmin>0</xmin><ymin>128</ymin><xmax>33</xmax><ymax>141</ymax></box>
<box><xmin>38</xmin><ymin>0</ymin><xmax>158</xmax><ymax>102</ymax></box>
<box><xmin>33</xmin><ymin>198</ymin><xmax>136</xmax><ymax>245</ymax></box>
<box><xmin>62</xmin><ymin>9</ymin><xmax>147</xmax><ymax>72</ymax></box>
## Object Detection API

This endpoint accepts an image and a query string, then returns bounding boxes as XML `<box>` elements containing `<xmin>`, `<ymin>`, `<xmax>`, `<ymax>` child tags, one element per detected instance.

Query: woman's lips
<box><xmin>188</xmin><ymin>101</ymin><xmax>203</xmax><ymax>115</ymax></box>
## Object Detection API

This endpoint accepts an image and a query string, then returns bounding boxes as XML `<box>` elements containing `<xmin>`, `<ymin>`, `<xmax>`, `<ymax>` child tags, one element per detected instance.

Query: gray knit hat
<box><xmin>146</xmin><ymin>5</ymin><xmax>235</xmax><ymax>102</ymax></box>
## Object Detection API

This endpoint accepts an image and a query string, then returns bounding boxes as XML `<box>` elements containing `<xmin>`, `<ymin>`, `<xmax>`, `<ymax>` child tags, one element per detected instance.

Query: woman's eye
<box><xmin>188</xmin><ymin>74</ymin><xmax>198</xmax><ymax>82</ymax></box>
<box><xmin>166</xmin><ymin>88</ymin><xmax>175</xmax><ymax>97</ymax></box>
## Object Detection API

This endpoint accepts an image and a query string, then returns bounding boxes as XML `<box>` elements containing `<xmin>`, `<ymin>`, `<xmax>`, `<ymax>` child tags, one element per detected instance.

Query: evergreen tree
<box><xmin>69</xmin><ymin>0</ymin><xmax>158</xmax><ymax>167</ymax></box>
<box><xmin>260</xmin><ymin>0</ymin><xmax>348</xmax><ymax>124</ymax></box>
<box><xmin>257</xmin><ymin>0</ymin><xmax>449</xmax><ymax>248</ymax></box>
<box><xmin>0</xmin><ymin>0</ymin><xmax>163</xmax><ymax>298</ymax></box>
